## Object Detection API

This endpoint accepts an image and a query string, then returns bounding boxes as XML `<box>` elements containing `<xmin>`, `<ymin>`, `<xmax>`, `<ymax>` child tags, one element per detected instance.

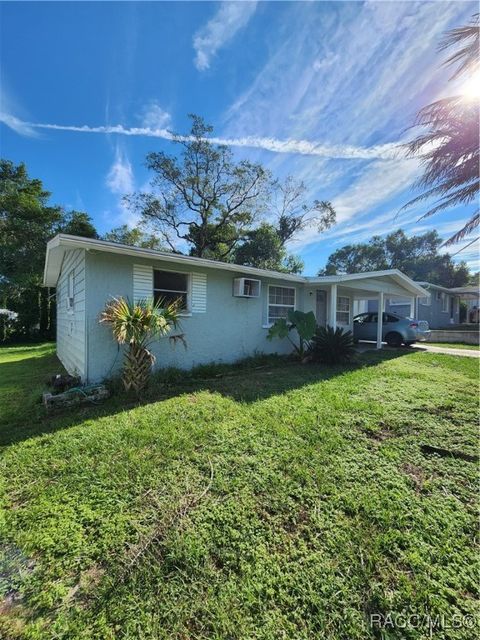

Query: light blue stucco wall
<box><xmin>84</xmin><ymin>251</ymin><xmax>305</xmax><ymax>382</ymax></box>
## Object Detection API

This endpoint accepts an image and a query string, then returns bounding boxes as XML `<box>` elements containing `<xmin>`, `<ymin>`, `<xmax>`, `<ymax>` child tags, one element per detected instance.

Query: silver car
<box><xmin>353</xmin><ymin>311</ymin><xmax>431</xmax><ymax>347</ymax></box>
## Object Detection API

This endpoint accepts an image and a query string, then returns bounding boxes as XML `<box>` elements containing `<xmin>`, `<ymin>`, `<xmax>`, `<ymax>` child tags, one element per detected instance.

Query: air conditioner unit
<box><xmin>233</xmin><ymin>277</ymin><xmax>261</xmax><ymax>298</ymax></box>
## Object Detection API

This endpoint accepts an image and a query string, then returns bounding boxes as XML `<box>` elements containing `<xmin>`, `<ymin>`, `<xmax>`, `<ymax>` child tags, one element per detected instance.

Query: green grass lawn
<box><xmin>0</xmin><ymin>344</ymin><xmax>478</xmax><ymax>639</ymax></box>
<box><xmin>426</xmin><ymin>342</ymin><xmax>479</xmax><ymax>350</ymax></box>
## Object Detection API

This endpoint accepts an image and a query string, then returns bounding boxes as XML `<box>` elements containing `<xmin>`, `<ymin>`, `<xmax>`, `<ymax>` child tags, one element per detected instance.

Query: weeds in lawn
<box><xmin>0</xmin><ymin>344</ymin><xmax>478</xmax><ymax>639</ymax></box>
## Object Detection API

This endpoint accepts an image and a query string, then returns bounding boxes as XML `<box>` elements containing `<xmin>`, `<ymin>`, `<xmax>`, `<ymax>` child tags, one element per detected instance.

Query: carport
<box><xmin>305</xmin><ymin>271</ymin><xmax>430</xmax><ymax>349</ymax></box>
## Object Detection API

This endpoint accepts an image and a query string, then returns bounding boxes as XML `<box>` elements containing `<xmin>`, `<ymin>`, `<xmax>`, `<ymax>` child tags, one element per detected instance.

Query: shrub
<box><xmin>267</xmin><ymin>310</ymin><xmax>317</xmax><ymax>359</ymax></box>
<box><xmin>309</xmin><ymin>325</ymin><xmax>356</xmax><ymax>365</ymax></box>
<box><xmin>0</xmin><ymin>308</ymin><xmax>19</xmax><ymax>342</ymax></box>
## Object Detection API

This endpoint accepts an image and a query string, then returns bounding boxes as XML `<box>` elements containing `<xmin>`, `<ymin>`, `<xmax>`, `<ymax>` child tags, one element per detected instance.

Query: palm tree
<box><xmin>100</xmin><ymin>297</ymin><xmax>181</xmax><ymax>394</ymax></box>
<box><xmin>403</xmin><ymin>14</ymin><xmax>479</xmax><ymax>246</ymax></box>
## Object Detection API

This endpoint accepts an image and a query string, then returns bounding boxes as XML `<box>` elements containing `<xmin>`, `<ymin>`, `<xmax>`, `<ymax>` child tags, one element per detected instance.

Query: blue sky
<box><xmin>1</xmin><ymin>1</ymin><xmax>478</xmax><ymax>274</ymax></box>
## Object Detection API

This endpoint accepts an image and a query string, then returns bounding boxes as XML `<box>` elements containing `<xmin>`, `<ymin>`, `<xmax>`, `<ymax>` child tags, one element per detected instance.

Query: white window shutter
<box><xmin>191</xmin><ymin>272</ymin><xmax>207</xmax><ymax>313</ymax></box>
<box><xmin>133</xmin><ymin>264</ymin><xmax>153</xmax><ymax>303</ymax></box>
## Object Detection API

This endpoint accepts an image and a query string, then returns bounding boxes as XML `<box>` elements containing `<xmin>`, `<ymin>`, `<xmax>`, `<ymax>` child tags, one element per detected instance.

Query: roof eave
<box><xmin>43</xmin><ymin>234</ymin><xmax>307</xmax><ymax>285</ymax></box>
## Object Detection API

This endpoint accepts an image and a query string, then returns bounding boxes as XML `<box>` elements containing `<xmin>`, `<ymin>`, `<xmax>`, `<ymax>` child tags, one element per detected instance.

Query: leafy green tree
<box><xmin>126</xmin><ymin>115</ymin><xmax>269</xmax><ymax>258</ymax></box>
<box><xmin>103</xmin><ymin>224</ymin><xmax>165</xmax><ymax>250</ymax></box>
<box><xmin>321</xmin><ymin>237</ymin><xmax>387</xmax><ymax>275</ymax></box>
<box><xmin>0</xmin><ymin>159</ymin><xmax>97</xmax><ymax>339</ymax></box>
<box><xmin>233</xmin><ymin>224</ymin><xmax>304</xmax><ymax>273</ymax></box>
<box><xmin>320</xmin><ymin>229</ymin><xmax>470</xmax><ymax>287</ymax></box>
<box><xmin>60</xmin><ymin>211</ymin><xmax>98</xmax><ymax>238</ymax></box>
<box><xmin>403</xmin><ymin>14</ymin><xmax>479</xmax><ymax>245</ymax></box>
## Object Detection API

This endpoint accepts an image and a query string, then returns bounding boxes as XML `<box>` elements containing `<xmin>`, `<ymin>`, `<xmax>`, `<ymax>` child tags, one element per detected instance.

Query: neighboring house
<box><xmin>43</xmin><ymin>235</ymin><xmax>429</xmax><ymax>382</ymax></box>
<box><xmin>366</xmin><ymin>283</ymin><xmax>459</xmax><ymax>327</ymax></box>
<box><xmin>449</xmin><ymin>285</ymin><xmax>480</xmax><ymax>323</ymax></box>
<box><xmin>365</xmin><ymin>282</ymin><xmax>471</xmax><ymax>328</ymax></box>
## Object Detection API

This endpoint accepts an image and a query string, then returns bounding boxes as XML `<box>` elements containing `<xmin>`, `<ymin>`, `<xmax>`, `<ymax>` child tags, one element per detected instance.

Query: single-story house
<box><xmin>43</xmin><ymin>234</ymin><xmax>429</xmax><ymax>382</ymax></box>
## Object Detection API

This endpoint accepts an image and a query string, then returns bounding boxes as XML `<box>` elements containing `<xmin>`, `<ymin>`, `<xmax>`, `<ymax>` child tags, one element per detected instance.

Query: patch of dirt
<box><xmin>65</xmin><ymin>565</ymin><xmax>106</xmax><ymax>606</ymax></box>
<box><xmin>363</xmin><ymin>420</ymin><xmax>398</xmax><ymax>441</ymax></box>
<box><xmin>401</xmin><ymin>463</ymin><xmax>426</xmax><ymax>491</ymax></box>
<box><xmin>0</xmin><ymin>591</ymin><xmax>28</xmax><ymax>638</ymax></box>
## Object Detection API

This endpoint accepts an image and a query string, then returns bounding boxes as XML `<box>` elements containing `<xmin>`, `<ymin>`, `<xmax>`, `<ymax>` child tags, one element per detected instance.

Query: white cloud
<box><xmin>288</xmin><ymin>157</ymin><xmax>421</xmax><ymax>251</ymax></box>
<box><xmin>0</xmin><ymin>111</ymin><xmax>38</xmax><ymax>137</ymax></box>
<box><xmin>106</xmin><ymin>145</ymin><xmax>134</xmax><ymax>195</ymax></box>
<box><xmin>332</xmin><ymin>158</ymin><xmax>420</xmax><ymax>225</ymax></box>
<box><xmin>139</xmin><ymin>101</ymin><xmax>171</xmax><ymax>129</ymax></box>
<box><xmin>193</xmin><ymin>1</ymin><xmax>258</xmax><ymax>71</ymax></box>
<box><xmin>0</xmin><ymin>113</ymin><xmax>400</xmax><ymax>160</ymax></box>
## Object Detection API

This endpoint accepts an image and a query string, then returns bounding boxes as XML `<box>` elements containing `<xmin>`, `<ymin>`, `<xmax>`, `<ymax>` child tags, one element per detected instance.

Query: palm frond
<box><xmin>438</xmin><ymin>14</ymin><xmax>480</xmax><ymax>80</ymax></box>
<box><xmin>443</xmin><ymin>211</ymin><xmax>480</xmax><ymax>246</ymax></box>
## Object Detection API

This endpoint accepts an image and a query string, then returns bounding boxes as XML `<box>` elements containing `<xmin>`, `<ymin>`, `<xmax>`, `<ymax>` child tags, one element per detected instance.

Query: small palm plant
<box><xmin>309</xmin><ymin>325</ymin><xmax>356</xmax><ymax>365</ymax></box>
<box><xmin>100</xmin><ymin>297</ymin><xmax>180</xmax><ymax>394</ymax></box>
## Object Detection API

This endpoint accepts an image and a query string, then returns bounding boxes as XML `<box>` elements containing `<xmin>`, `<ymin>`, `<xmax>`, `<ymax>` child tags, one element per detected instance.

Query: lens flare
<box><xmin>460</xmin><ymin>71</ymin><xmax>480</xmax><ymax>101</ymax></box>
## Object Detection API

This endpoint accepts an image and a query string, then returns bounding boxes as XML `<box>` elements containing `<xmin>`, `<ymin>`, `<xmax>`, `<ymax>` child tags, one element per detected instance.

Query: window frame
<box><xmin>66</xmin><ymin>270</ymin><xmax>75</xmax><ymax>312</ymax></box>
<box><xmin>266</xmin><ymin>285</ymin><xmax>296</xmax><ymax>326</ymax></box>
<box><xmin>441</xmin><ymin>292</ymin><xmax>449</xmax><ymax>313</ymax></box>
<box><xmin>153</xmin><ymin>268</ymin><xmax>191</xmax><ymax>315</ymax></box>
<box><xmin>419</xmin><ymin>295</ymin><xmax>431</xmax><ymax>306</ymax></box>
<box><xmin>336</xmin><ymin>295</ymin><xmax>351</xmax><ymax>326</ymax></box>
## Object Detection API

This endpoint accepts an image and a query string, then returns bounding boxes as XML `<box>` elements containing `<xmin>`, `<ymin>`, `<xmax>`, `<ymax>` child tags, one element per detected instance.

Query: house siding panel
<box><xmin>56</xmin><ymin>248</ymin><xmax>86</xmax><ymax>378</ymax></box>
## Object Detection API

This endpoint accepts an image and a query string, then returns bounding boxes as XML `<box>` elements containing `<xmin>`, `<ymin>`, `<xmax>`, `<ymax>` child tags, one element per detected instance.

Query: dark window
<box><xmin>384</xmin><ymin>314</ymin><xmax>399</xmax><ymax>323</ymax></box>
<box><xmin>153</xmin><ymin>270</ymin><xmax>188</xmax><ymax>310</ymax></box>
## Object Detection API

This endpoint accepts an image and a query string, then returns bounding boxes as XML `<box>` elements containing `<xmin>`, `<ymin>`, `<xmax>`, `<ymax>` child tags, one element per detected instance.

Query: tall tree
<box><xmin>272</xmin><ymin>176</ymin><xmax>336</xmax><ymax>245</ymax></box>
<box><xmin>320</xmin><ymin>229</ymin><xmax>470</xmax><ymax>288</ymax></box>
<box><xmin>233</xmin><ymin>176</ymin><xmax>335</xmax><ymax>273</ymax></box>
<box><xmin>103</xmin><ymin>224</ymin><xmax>165</xmax><ymax>250</ymax></box>
<box><xmin>126</xmin><ymin>115</ymin><xmax>269</xmax><ymax>258</ymax></box>
<box><xmin>0</xmin><ymin>159</ymin><xmax>97</xmax><ymax>339</ymax></box>
<box><xmin>403</xmin><ymin>13</ymin><xmax>480</xmax><ymax>245</ymax></box>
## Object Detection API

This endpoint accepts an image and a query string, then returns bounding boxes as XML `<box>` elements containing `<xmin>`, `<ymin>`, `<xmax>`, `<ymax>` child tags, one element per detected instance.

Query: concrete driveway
<box><xmin>412</xmin><ymin>343</ymin><xmax>480</xmax><ymax>358</ymax></box>
<box><xmin>357</xmin><ymin>342</ymin><xmax>479</xmax><ymax>358</ymax></box>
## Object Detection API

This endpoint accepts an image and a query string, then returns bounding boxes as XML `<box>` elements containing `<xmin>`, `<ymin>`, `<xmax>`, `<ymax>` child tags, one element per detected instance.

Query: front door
<box><xmin>316</xmin><ymin>290</ymin><xmax>327</xmax><ymax>327</ymax></box>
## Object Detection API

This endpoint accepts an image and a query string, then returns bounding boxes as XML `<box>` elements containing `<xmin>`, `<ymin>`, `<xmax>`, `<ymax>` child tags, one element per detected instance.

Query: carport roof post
<box><xmin>377</xmin><ymin>291</ymin><xmax>384</xmax><ymax>349</ymax></box>
<box><xmin>329</xmin><ymin>283</ymin><xmax>337</xmax><ymax>328</ymax></box>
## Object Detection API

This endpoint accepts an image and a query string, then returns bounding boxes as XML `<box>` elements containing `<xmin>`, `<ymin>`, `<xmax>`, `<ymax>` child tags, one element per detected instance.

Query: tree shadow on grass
<box><xmin>0</xmin><ymin>346</ymin><xmax>417</xmax><ymax>448</ymax></box>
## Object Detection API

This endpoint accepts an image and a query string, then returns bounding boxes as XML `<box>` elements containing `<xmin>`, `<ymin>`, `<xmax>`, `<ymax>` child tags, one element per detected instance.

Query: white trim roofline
<box><xmin>43</xmin><ymin>234</ymin><xmax>429</xmax><ymax>297</ymax></box>
<box><xmin>308</xmin><ymin>270</ymin><xmax>429</xmax><ymax>296</ymax></box>
<box><xmin>43</xmin><ymin>234</ymin><xmax>305</xmax><ymax>286</ymax></box>
<box><xmin>417</xmin><ymin>281</ymin><xmax>478</xmax><ymax>295</ymax></box>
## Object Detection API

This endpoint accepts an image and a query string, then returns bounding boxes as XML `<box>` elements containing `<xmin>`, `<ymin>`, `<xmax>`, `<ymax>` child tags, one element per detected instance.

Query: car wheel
<box><xmin>385</xmin><ymin>332</ymin><xmax>402</xmax><ymax>348</ymax></box>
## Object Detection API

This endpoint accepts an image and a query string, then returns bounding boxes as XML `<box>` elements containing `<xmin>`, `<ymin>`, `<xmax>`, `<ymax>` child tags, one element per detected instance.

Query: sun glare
<box><xmin>460</xmin><ymin>71</ymin><xmax>480</xmax><ymax>101</ymax></box>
